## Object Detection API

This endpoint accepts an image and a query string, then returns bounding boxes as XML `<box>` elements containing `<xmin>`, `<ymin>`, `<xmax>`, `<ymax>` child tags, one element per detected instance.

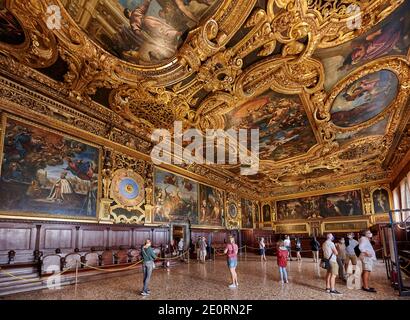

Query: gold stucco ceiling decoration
<box><xmin>0</xmin><ymin>0</ymin><xmax>409</xmax><ymax>199</ymax></box>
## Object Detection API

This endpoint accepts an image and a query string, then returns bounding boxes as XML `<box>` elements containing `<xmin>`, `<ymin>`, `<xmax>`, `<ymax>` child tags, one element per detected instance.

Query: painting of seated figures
<box><xmin>277</xmin><ymin>190</ymin><xmax>363</xmax><ymax>221</ymax></box>
<box><xmin>0</xmin><ymin>116</ymin><xmax>101</xmax><ymax>219</ymax></box>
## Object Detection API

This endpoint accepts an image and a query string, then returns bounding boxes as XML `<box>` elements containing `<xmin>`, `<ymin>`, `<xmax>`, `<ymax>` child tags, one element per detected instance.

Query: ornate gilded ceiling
<box><xmin>0</xmin><ymin>0</ymin><xmax>409</xmax><ymax>200</ymax></box>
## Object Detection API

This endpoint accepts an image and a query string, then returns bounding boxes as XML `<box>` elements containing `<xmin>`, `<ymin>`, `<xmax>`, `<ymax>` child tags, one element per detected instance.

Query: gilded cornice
<box><xmin>0</xmin><ymin>0</ymin><xmax>409</xmax><ymax>201</ymax></box>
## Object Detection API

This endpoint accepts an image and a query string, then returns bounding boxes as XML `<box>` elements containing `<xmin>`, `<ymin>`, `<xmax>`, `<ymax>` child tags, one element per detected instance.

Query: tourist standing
<box><xmin>284</xmin><ymin>235</ymin><xmax>292</xmax><ymax>261</ymax></box>
<box><xmin>277</xmin><ymin>240</ymin><xmax>289</xmax><ymax>283</ymax></box>
<box><xmin>140</xmin><ymin>239</ymin><xmax>157</xmax><ymax>296</ymax></box>
<box><xmin>310</xmin><ymin>236</ymin><xmax>320</xmax><ymax>263</ymax></box>
<box><xmin>359</xmin><ymin>230</ymin><xmax>377</xmax><ymax>293</ymax></box>
<box><xmin>196</xmin><ymin>237</ymin><xmax>201</xmax><ymax>261</ymax></box>
<box><xmin>295</xmin><ymin>238</ymin><xmax>302</xmax><ymax>261</ymax></box>
<box><xmin>336</xmin><ymin>238</ymin><xmax>346</xmax><ymax>281</ymax></box>
<box><xmin>178</xmin><ymin>238</ymin><xmax>184</xmax><ymax>261</ymax></box>
<box><xmin>345</xmin><ymin>233</ymin><xmax>358</xmax><ymax>274</ymax></box>
<box><xmin>200</xmin><ymin>236</ymin><xmax>207</xmax><ymax>263</ymax></box>
<box><xmin>323</xmin><ymin>233</ymin><xmax>342</xmax><ymax>295</ymax></box>
<box><xmin>259</xmin><ymin>237</ymin><xmax>267</xmax><ymax>262</ymax></box>
<box><xmin>224</xmin><ymin>235</ymin><xmax>239</xmax><ymax>288</ymax></box>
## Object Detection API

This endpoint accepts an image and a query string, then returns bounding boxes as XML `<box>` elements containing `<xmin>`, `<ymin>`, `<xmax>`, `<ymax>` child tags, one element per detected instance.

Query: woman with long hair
<box><xmin>224</xmin><ymin>235</ymin><xmax>239</xmax><ymax>288</ymax></box>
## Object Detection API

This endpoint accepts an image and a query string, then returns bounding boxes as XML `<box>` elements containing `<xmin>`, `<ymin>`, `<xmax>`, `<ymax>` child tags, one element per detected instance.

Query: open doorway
<box><xmin>173</xmin><ymin>225</ymin><xmax>184</xmax><ymax>243</ymax></box>
<box><xmin>170</xmin><ymin>222</ymin><xmax>190</xmax><ymax>250</ymax></box>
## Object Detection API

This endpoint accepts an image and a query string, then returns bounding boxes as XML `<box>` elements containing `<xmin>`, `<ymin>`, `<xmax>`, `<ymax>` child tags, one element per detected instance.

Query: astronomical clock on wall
<box><xmin>110</xmin><ymin>169</ymin><xmax>145</xmax><ymax>208</ymax></box>
<box><xmin>108</xmin><ymin>169</ymin><xmax>146</xmax><ymax>224</ymax></box>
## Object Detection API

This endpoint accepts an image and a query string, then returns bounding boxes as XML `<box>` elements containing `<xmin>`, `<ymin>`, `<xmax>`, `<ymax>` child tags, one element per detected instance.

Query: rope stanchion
<box><xmin>75</xmin><ymin>260</ymin><xmax>79</xmax><ymax>296</ymax></box>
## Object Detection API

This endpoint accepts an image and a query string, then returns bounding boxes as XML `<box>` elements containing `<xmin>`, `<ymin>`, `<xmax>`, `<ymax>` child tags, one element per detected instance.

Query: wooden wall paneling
<box><xmin>75</xmin><ymin>226</ymin><xmax>80</xmax><ymax>249</ymax></box>
<box><xmin>110</xmin><ymin>228</ymin><xmax>132</xmax><ymax>248</ymax></box>
<box><xmin>79</xmin><ymin>227</ymin><xmax>106</xmax><ymax>250</ymax></box>
<box><xmin>133</xmin><ymin>229</ymin><xmax>151</xmax><ymax>247</ymax></box>
<box><xmin>105</xmin><ymin>227</ymin><xmax>110</xmax><ymax>249</ymax></box>
<box><xmin>40</xmin><ymin>224</ymin><xmax>76</xmax><ymax>254</ymax></box>
<box><xmin>0</xmin><ymin>222</ymin><xmax>37</xmax><ymax>264</ymax></box>
<box><xmin>153</xmin><ymin>229</ymin><xmax>168</xmax><ymax>247</ymax></box>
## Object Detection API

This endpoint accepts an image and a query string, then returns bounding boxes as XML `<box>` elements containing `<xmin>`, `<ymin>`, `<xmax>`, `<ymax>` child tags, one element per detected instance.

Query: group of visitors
<box><xmin>138</xmin><ymin>229</ymin><xmax>378</xmax><ymax>295</ymax></box>
<box><xmin>322</xmin><ymin>230</ymin><xmax>377</xmax><ymax>295</ymax></box>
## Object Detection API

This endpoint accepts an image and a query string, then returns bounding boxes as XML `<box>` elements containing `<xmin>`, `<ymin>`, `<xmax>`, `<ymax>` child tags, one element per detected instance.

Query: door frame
<box><xmin>170</xmin><ymin>222</ymin><xmax>190</xmax><ymax>249</ymax></box>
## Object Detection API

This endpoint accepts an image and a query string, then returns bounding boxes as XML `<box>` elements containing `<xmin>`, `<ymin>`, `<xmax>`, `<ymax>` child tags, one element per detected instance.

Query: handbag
<box><xmin>320</xmin><ymin>253</ymin><xmax>333</xmax><ymax>270</ymax></box>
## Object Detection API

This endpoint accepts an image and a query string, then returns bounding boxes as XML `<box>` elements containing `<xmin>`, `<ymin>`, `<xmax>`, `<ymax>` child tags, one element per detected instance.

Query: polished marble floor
<box><xmin>3</xmin><ymin>256</ymin><xmax>409</xmax><ymax>300</ymax></box>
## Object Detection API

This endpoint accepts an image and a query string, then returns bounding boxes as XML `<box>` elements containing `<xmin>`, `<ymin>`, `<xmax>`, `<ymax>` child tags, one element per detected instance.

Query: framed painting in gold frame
<box><xmin>240</xmin><ymin>198</ymin><xmax>253</xmax><ymax>229</ymax></box>
<box><xmin>153</xmin><ymin>167</ymin><xmax>199</xmax><ymax>224</ymax></box>
<box><xmin>0</xmin><ymin>114</ymin><xmax>102</xmax><ymax>221</ymax></box>
<box><xmin>199</xmin><ymin>184</ymin><xmax>224</xmax><ymax>228</ymax></box>
<box><xmin>371</xmin><ymin>187</ymin><xmax>392</xmax><ymax>214</ymax></box>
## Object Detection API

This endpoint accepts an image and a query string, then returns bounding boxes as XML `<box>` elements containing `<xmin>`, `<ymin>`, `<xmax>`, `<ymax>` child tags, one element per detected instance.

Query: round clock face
<box><xmin>111</xmin><ymin>169</ymin><xmax>144</xmax><ymax>207</ymax></box>
<box><xmin>228</xmin><ymin>203</ymin><xmax>237</xmax><ymax>218</ymax></box>
<box><xmin>119</xmin><ymin>178</ymin><xmax>140</xmax><ymax>200</ymax></box>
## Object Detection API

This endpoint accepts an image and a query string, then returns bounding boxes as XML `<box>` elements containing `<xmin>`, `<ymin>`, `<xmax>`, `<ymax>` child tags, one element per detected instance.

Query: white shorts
<box><xmin>361</xmin><ymin>256</ymin><xmax>374</xmax><ymax>272</ymax></box>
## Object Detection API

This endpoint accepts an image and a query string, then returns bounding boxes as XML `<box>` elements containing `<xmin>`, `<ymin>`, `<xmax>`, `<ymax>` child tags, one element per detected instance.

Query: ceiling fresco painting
<box><xmin>0</xmin><ymin>0</ymin><xmax>409</xmax><ymax>201</ymax></box>
<box><xmin>225</xmin><ymin>92</ymin><xmax>317</xmax><ymax>162</ymax></box>
<box><xmin>0</xmin><ymin>2</ymin><xmax>24</xmax><ymax>45</ymax></box>
<box><xmin>330</xmin><ymin>70</ymin><xmax>399</xmax><ymax>127</ymax></box>
<box><xmin>335</xmin><ymin>117</ymin><xmax>390</xmax><ymax>147</ymax></box>
<box><xmin>63</xmin><ymin>0</ymin><xmax>222</xmax><ymax>65</ymax></box>
<box><xmin>315</xmin><ymin>0</ymin><xmax>410</xmax><ymax>91</ymax></box>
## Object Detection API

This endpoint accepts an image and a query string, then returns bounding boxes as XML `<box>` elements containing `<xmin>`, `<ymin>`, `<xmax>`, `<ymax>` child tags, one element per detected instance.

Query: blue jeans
<box><xmin>142</xmin><ymin>261</ymin><xmax>154</xmax><ymax>293</ymax></box>
<box><xmin>279</xmin><ymin>266</ymin><xmax>288</xmax><ymax>282</ymax></box>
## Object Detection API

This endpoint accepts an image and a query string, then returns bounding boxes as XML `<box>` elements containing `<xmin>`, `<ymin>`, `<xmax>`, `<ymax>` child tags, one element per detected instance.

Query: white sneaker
<box><xmin>228</xmin><ymin>284</ymin><xmax>237</xmax><ymax>289</ymax></box>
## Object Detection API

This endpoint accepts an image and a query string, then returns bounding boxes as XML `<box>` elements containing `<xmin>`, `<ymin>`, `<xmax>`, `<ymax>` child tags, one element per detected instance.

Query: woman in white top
<box><xmin>178</xmin><ymin>238</ymin><xmax>184</xmax><ymax>261</ymax></box>
<box><xmin>284</xmin><ymin>235</ymin><xmax>292</xmax><ymax>261</ymax></box>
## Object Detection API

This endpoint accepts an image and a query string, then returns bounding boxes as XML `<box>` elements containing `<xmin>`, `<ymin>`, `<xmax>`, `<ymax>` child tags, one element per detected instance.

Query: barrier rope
<box><xmin>78</xmin><ymin>259</ymin><xmax>143</xmax><ymax>272</ymax></box>
<box><xmin>400</xmin><ymin>260</ymin><xmax>410</xmax><ymax>270</ymax></box>
<box><xmin>78</xmin><ymin>250</ymin><xmax>190</xmax><ymax>271</ymax></box>
<box><xmin>156</xmin><ymin>250</ymin><xmax>189</xmax><ymax>261</ymax></box>
<box><xmin>0</xmin><ymin>266</ymin><xmax>70</xmax><ymax>283</ymax></box>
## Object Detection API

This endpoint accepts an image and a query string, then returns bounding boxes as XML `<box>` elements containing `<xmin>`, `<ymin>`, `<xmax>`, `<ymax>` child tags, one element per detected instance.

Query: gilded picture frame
<box><xmin>370</xmin><ymin>186</ymin><xmax>393</xmax><ymax>214</ymax></box>
<box><xmin>0</xmin><ymin>113</ymin><xmax>103</xmax><ymax>222</ymax></box>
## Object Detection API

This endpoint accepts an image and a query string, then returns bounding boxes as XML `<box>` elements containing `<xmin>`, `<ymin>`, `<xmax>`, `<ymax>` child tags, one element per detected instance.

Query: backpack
<box><xmin>354</xmin><ymin>244</ymin><xmax>361</xmax><ymax>257</ymax></box>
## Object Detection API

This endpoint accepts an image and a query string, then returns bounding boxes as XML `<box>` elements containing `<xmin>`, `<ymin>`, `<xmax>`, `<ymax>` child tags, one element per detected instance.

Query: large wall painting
<box><xmin>277</xmin><ymin>190</ymin><xmax>363</xmax><ymax>221</ymax></box>
<box><xmin>330</xmin><ymin>70</ymin><xmax>398</xmax><ymax>127</ymax></box>
<box><xmin>262</xmin><ymin>204</ymin><xmax>271</xmax><ymax>223</ymax></box>
<box><xmin>153</xmin><ymin>168</ymin><xmax>198</xmax><ymax>224</ymax></box>
<box><xmin>315</xmin><ymin>0</ymin><xmax>410</xmax><ymax>91</ymax></box>
<box><xmin>66</xmin><ymin>0</ymin><xmax>222</xmax><ymax>65</ymax></box>
<box><xmin>371</xmin><ymin>188</ymin><xmax>391</xmax><ymax>214</ymax></box>
<box><xmin>225</xmin><ymin>91</ymin><xmax>317</xmax><ymax>162</ymax></box>
<box><xmin>241</xmin><ymin>198</ymin><xmax>252</xmax><ymax>229</ymax></box>
<box><xmin>0</xmin><ymin>116</ymin><xmax>101</xmax><ymax>219</ymax></box>
<box><xmin>199</xmin><ymin>184</ymin><xmax>224</xmax><ymax>226</ymax></box>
